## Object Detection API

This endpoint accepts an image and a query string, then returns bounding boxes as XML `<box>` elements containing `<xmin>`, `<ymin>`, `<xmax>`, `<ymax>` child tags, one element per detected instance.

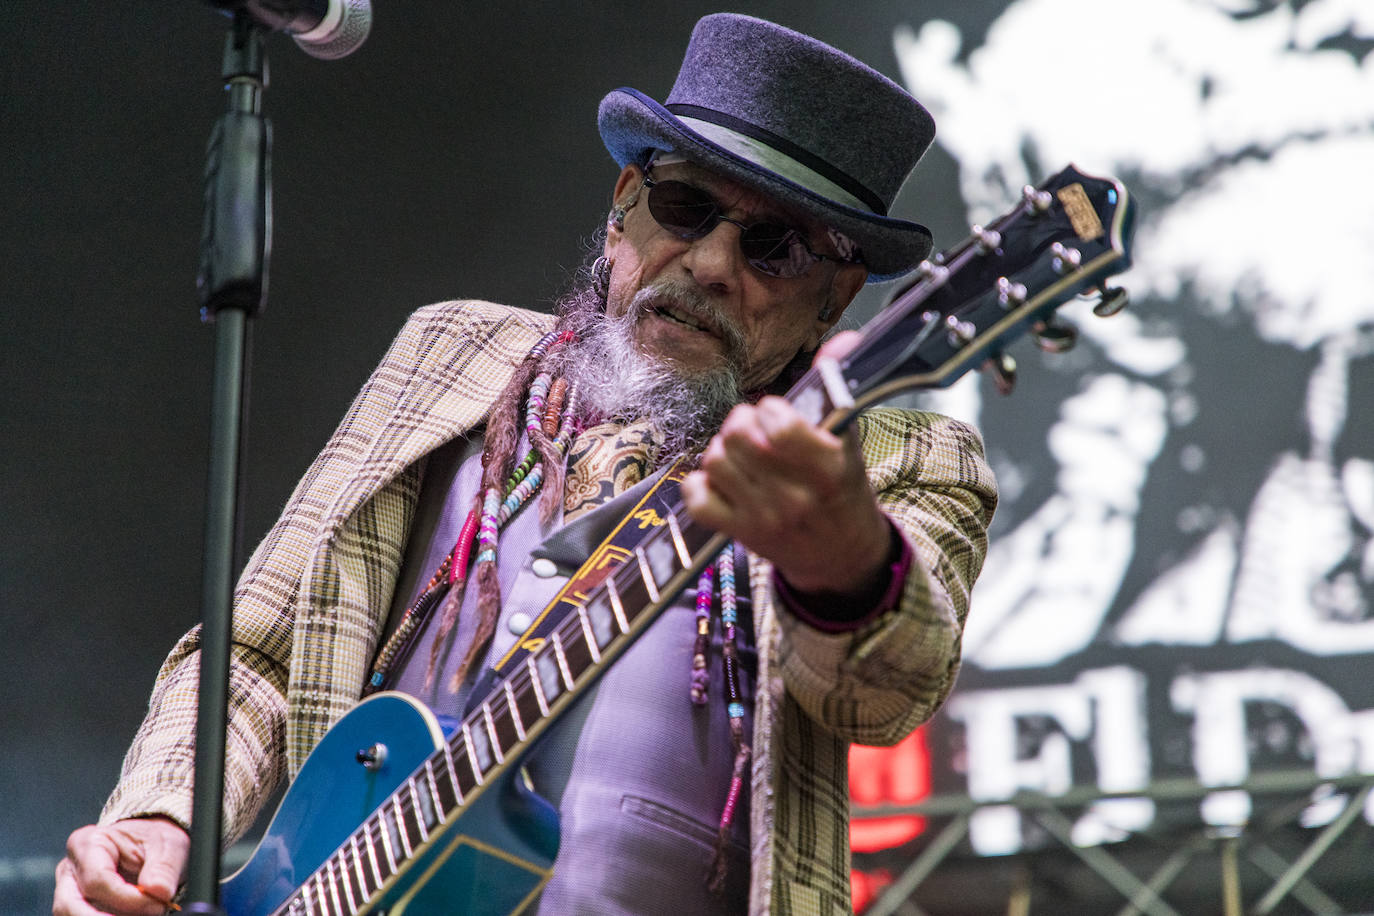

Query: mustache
<box><xmin>627</xmin><ymin>281</ymin><xmax>750</xmax><ymax>372</ymax></box>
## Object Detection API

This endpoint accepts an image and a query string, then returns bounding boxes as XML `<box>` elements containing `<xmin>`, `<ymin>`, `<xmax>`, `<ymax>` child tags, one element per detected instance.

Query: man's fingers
<box><xmin>131</xmin><ymin>822</ymin><xmax>188</xmax><ymax>902</ymax></box>
<box><xmin>681</xmin><ymin>468</ymin><xmax>732</xmax><ymax>529</ymax></box>
<box><xmin>57</xmin><ymin>821</ymin><xmax>187</xmax><ymax>916</ymax></box>
<box><xmin>53</xmin><ymin>858</ymin><xmax>104</xmax><ymax>916</ymax></box>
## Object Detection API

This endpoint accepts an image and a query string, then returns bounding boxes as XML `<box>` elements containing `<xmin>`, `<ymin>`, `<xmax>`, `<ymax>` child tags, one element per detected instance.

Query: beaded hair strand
<box><xmin>444</xmin><ymin>328</ymin><xmax>581</xmax><ymax>692</ymax></box>
<box><xmin>427</xmin><ymin>242</ymin><xmax>609</xmax><ymax>694</ymax></box>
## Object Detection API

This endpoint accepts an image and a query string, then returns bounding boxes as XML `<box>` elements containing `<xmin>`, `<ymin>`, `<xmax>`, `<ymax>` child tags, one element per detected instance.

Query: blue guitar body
<box><xmin>220</xmin><ymin>693</ymin><xmax>559</xmax><ymax>915</ymax></box>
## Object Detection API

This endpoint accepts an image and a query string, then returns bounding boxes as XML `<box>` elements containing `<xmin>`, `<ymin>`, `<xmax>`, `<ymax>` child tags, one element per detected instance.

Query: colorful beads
<box><xmin>362</xmin><ymin>329</ymin><xmax>578</xmax><ymax>696</ymax></box>
<box><xmin>543</xmin><ymin>378</ymin><xmax>569</xmax><ymax>436</ymax></box>
<box><xmin>691</xmin><ymin>562</ymin><xmax>715</xmax><ymax>705</ymax></box>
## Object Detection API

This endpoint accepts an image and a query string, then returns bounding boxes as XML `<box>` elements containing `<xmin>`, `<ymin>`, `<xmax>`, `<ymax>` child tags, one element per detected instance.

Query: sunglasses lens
<box><xmin>645</xmin><ymin>177</ymin><xmax>817</xmax><ymax>278</ymax></box>
<box><xmin>646</xmin><ymin>180</ymin><xmax>719</xmax><ymax>238</ymax></box>
<box><xmin>739</xmin><ymin>226</ymin><xmax>805</xmax><ymax>277</ymax></box>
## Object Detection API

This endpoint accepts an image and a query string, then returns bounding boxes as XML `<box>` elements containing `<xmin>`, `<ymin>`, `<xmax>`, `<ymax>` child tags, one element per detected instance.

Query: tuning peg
<box><xmin>1023</xmin><ymin>185</ymin><xmax>1054</xmax><ymax>213</ymax></box>
<box><xmin>972</xmin><ymin>225</ymin><xmax>1002</xmax><ymax>253</ymax></box>
<box><xmin>1092</xmin><ymin>283</ymin><xmax>1130</xmax><ymax>317</ymax></box>
<box><xmin>945</xmin><ymin>314</ymin><xmax>976</xmax><ymax>346</ymax></box>
<box><xmin>983</xmin><ymin>352</ymin><xmax>1017</xmax><ymax>395</ymax></box>
<box><xmin>916</xmin><ymin>260</ymin><xmax>950</xmax><ymax>287</ymax></box>
<box><xmin>1032</xmin><ymin>318</ymin><xmax>1078</xmax><ymax>353</ymax></box>
<box><xmin>996</xmin><ymin>277</ymin><xmax>1028</xmax><ymax>308</ymax></box>
<box><xmin>1050</xmin><ymin>242</ymin><xmax>1082</xmax><ymax>275</ymax></box>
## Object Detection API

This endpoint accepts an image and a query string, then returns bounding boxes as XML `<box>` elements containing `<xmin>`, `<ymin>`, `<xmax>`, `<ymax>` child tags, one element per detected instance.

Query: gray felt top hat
<box><xmin>598</xmin><ymin>13</ymin><xmax>936</xmax><ymax>281</ymax></box>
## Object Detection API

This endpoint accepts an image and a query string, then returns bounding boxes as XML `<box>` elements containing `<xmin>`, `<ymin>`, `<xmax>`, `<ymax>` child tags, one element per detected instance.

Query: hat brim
<box><xmin>598</xmin><ymin>88</ymin><xmax>933</xmax><ymax>281</ymax></box>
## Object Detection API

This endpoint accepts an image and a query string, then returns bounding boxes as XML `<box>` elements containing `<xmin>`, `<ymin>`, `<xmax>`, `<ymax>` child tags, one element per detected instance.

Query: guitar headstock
<box><xmin>835</xmin><ymin>164</ymin><xmax>1136</xmax><ymax>409</ymax></box>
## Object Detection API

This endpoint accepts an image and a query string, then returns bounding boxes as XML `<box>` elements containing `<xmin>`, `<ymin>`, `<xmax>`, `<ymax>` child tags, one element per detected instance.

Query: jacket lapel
<box><xmin>286</xmin><ymin>303</ymin><xmax>553</xmax><ymax>768</ymax></box>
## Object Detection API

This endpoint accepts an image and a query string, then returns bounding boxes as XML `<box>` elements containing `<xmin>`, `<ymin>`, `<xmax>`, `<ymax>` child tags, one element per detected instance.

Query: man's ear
<box><xmin>604</xmin><ymin>164</ymin><xmax>644</xmax><ymax>256</ymax></box>
<box><xmin>805</xmin><ymin>262</ymin><xmax>868</xmax><ymax>350</ymax></box>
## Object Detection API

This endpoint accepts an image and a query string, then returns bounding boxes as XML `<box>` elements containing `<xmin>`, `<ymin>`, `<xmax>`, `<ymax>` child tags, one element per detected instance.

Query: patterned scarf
<box><xmin>562</xmin><ymin>418</ymin><xmax>660</xmax><ymax>521</ymax></box>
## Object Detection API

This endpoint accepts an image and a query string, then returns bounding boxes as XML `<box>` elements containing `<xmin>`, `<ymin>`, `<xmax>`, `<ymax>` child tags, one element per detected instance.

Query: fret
<box><xmin>424</xmin><ymin>757</ymin><xmax>454</xmax><ymax>820</ymax></box>
<box><xmin>606</xmin><ymin>576</ymin><xmax>630</xmax><ymax>633</ymax></box>
<box><xmin>450</xmin><ymin>732</ymin><xmax>480</xmax><ymax>796</ymax></box>
<box><xmin>550</xmin><ymin>633</ymin><xmax>576</xmax><ymax>690</ymax></box>
<box><xmin>513</xmin><ymin>680</ymin><xmax>544</xmax><ymax>735</ymax></box>
<box><xmin>348</xmin><ymin>834</ymin><xmax>374</xmax><ymax>901</ymax></box>
<box><xmin>491</xmin><ymin>690</ymin><xmax>523</xmax><ymax>751</ymax></box>
<box><xmin>526</xmin><ymin>655</ymin><xmax>550</xmax><ymax>714</ymax></box>
<box><xmin>643</xmin><ymin>534</ymin><xmax>679</xmax><ymax>584</ymax></box>
<box><xmin>286</xmin><ymin>893</ymin><xmax>307</xmax><ymax>916</ymax></box>
<box><xmin>405</xmin><ymin>777</ymin><xmax>431</xmax><ymax>841</ymax></box>
<box><xmin>665</xmin><ymin>513</ymin><xmax>692</xmax><ymax>567</ymax></box>
<box><xmin>376</xmin><ymin>810</ymin><xmax>400</xmax><ymax>873</ymax></box>
<box><xmin>361</xmin><ymin>819</ymin><xmax>385</xmax><ymax>889</ymax></box>
<box><xmin>559</xmin><ymin>614</ymin><xmax>594</xmax><ymax>676</ymax></box>
<box><xmin>336</xmin><ymin>853</ymin><xmax>358</xmax><ymax>914</ymax></box>
<box><xmin>310</xmin><ymin>871</ymin><xmax>331</xmax><ymax>916</ymax></box>
<box><xmin>814</xmin><ymin>354</ymin><xmax>855</xmax><ymax>410</ymax></box>
<box><xmin>504</xmin><ymin>680</ymin><xmax>527</xmax><ymax>740</ymax></box>
<box><xmin>481</xmin><ymin>702</ymin><xmax>506</xmax><ymax>764</ymax></box>
<box><xmin>325</xmin><ymin>856</ymin><xmax>349</xmax><ymax>915</ymax></box>
<box><xmin>634</xmin><ymin>546</ymin><xmax>661</xmax><ymax>602</ymax></box>
<box><xmin>435</xmin><ymin>746</ymin><xmax>463</xmax><ymax>809</ymax></box>
<box><xmin>391</xmin><ymin>796</ymin><xmax>414</xmax><ymax>859</ymax></box>
<box><xmin>585</xmin><ymin>594</ymin><xmax>616</xmax><ymax>648</ymax></box>
<box><xmin>789</xmin><ymin>380</ymin><xmax>826</xmax><ymax>427</ymax></box>
<box><xmin>299</xmin><ymin>879</ymin><xmax>316</xmax><ymax>916</ymax></box>
<box><xmin>460</xmin><ymin>722</ymin><xmax>486</xmax><ymax>785</ymax></box>
<box><xmin>576</xmin><ymin>603</ymin><xmax>602</xmax><ymax>663</ymax></box>
<box><xmin>415</xmin><ymin>769</ymin><xmax>440</xmax><ymax>830</ymax></box>
<box><xmin>610</xmin><ymin>565</ymin><xmax>651</xmax><ymax>623</ymax></box>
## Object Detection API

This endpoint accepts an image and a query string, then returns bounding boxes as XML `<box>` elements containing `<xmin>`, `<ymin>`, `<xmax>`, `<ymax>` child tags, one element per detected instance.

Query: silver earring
<box><xmin>610</xmin><ymin>207</ymin><xmax>626</xmax><ymax>231</ymax></box>
<box><xmin>591</xmin><ymin>256</ymin><xmax>611</xmax><ymax>298</ymax></box>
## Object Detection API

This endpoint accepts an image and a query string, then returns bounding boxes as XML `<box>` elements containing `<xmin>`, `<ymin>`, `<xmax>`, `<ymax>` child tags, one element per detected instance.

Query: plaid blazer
<box><xmin>103</xmin><ymin>300</ymin><xmax>996</xmax><ymax>916</ymax></box>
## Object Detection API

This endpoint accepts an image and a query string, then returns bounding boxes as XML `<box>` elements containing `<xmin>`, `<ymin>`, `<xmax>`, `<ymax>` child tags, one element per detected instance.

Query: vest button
<box><xmin>531</xmin><ymin>557</ymin><xmax>559</xmax><ymax>578</ymax></box>
<box><xmin>508</xmin><ymin>611</ymin><xmax>533</xmax><ymax>635</ymax></box>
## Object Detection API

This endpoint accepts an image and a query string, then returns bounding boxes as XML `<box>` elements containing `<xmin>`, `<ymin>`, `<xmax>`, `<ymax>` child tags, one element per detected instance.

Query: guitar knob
<box><xmin>983</xmin><ymin>352</ymin><xmax>1017</xmax><ymax>395</ymax></box>
<box><xmin>1092</xmin><ymin>283</ymin><xmax>1130</xmax><ymax>317</ymax></box>
<box><xmin>357</xmin><ymin>743</ymin><xmax>388</xmax><ymax>771</ymax></box>
<box><xmin>1050</xmin><ymin>242</ymin><xmax>1082</xmax><ymax>275</ymax></box>
<box><xmin>1032</xmin><ymin>318</ymin><xmax>1078</xmax><ymax>353</ymax></box>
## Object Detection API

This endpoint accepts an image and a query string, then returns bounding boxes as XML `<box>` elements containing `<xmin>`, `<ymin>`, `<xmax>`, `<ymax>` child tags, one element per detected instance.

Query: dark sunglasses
<box><xmin>640</xmin><ymin>174</ymin><xmax>859</xmax><ymax>279</ymax></box>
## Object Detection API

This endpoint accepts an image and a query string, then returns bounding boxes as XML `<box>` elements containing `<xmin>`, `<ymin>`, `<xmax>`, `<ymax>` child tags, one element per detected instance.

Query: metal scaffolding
<box><xmin>856</xmin><ymin>771</ymin><xmax>1374</xmax><ymax>915</ymax></box>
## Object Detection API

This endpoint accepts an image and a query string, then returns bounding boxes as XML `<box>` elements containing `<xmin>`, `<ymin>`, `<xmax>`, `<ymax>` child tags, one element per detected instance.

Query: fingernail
<box><xmin>135</xmin><ymin>884</ymin><xmax>181</xmax><ymax>911</ymax></box>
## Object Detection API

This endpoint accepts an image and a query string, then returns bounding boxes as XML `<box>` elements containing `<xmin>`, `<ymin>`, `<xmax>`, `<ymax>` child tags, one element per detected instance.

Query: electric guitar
<box><xmin>219</xmin><ymin>164</ymin><xmax>1136</xmax><ymax>915</ymax></box>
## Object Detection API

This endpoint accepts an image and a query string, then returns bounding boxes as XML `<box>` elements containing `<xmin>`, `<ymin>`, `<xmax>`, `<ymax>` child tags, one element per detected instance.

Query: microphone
<box><xmin>208</xmin><ymin>0</ymin><xmax>373</xmax><ymax>59</ymax></box>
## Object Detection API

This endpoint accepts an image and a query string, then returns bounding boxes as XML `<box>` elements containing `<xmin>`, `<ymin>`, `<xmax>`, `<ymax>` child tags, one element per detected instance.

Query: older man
<box><xmin>56</xmin><ymin>13</ymin><xmax>996</xmax><ymax>916</ymax></box>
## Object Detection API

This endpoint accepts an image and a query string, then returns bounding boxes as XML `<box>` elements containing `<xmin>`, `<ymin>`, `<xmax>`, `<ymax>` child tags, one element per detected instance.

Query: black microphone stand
<box><xmin>185</xmin><ymin>12</ymin><xmax>271</xmax><ymax>913</ymax></box>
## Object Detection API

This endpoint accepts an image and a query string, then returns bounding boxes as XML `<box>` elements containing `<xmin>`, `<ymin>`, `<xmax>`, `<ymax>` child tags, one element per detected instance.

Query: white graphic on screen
<box><xmin>892</xmin><ymin>0</ymin><xmax>1374</xmax><ymax>854</ymax></box>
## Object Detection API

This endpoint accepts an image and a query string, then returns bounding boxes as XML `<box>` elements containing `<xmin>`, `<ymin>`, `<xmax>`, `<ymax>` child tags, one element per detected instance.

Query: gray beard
<box><xmin>551</xmin><ymin>279</ymin><xmax>746</xmax><ymax>461</ymax></box>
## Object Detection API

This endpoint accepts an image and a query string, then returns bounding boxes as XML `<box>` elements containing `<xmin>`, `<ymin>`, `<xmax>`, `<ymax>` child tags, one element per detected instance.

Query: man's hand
<box><xmin>54</xmin><ymin>817</ymin><xmax>189</xmax><ymax>916</ymax></box>
<box><xmin>682</xmin><ymin>332</ymin><xmax>892</xmax><ymax>594</ymax></box>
